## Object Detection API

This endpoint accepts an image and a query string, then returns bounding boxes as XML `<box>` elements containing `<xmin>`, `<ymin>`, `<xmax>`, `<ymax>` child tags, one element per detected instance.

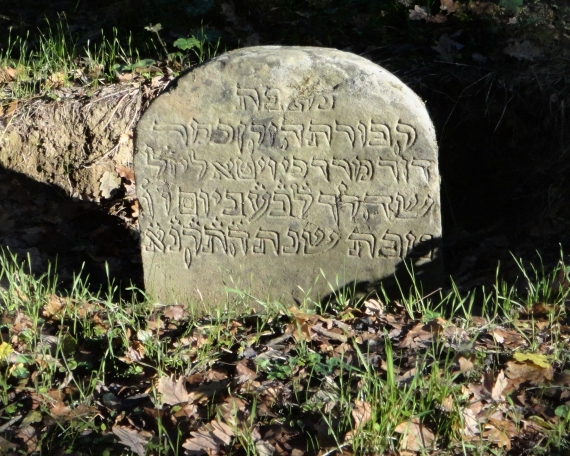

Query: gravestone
<box><xmin>134</xmin><ymin>46</ymin><xmax>441</xmax><ymax>306</ymax></box>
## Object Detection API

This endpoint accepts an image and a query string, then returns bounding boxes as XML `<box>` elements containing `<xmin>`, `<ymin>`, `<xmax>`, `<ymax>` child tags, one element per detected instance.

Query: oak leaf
<box><xmin>505</xmin><ymin>359</ymin><xmax>553</xmax><ymax>385</ymax></box>
<box><xmin>395</xmin><ymin>418</ymin><xmax>435</xmax><ymax>451</ymax></box>
<box><xmin>157</xmin><ymin>375</ymin><xmax>189</xmax><ymax>405</ymax></box>
<box><xmin>112</xmin><ymin>426</ymin><xmax>148</xmax><ymax>456</ymax></box>
<box><xmin>351</xmin><ymin>399</ymin><xmax>372</xmax><ymax>429</ymax></box>
<box><xmin>183</xmin><ymin>420</ymin><xmax>234</xmax><ymax>454</ymax></box>
<box><xmin>99</xmin><ymin>171</ymin><xmax>121</xmax><ymax>199</ymax></box>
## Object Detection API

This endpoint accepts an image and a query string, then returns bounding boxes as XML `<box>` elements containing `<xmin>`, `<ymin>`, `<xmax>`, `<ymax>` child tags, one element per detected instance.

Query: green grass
<box><xmin>0</xmin><ymin>19</ymin><xmax>221</xmax><ymax>103</ymax></box>
<box><xmin>0</xmin><ymin>248</ymin><xmax>568</xmax><ymax>454</ymax></box>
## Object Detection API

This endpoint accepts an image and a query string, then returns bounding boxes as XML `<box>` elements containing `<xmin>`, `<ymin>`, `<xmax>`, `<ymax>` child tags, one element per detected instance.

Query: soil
<box><xmin>0</xmin><ymin>0</ymin><xmax>569</xmax><ymax>299</ymax></box>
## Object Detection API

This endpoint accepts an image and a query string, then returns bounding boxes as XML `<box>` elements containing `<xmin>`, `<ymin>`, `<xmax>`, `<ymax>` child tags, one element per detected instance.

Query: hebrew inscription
<box><xmin>135</xmin><ymin>46</ymin><xmax>442</xmax><ymax>305</ymax></box>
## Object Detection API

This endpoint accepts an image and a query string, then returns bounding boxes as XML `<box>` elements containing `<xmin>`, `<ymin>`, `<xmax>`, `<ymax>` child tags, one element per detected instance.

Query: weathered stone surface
<box><xmin>134</xmin><ymin>46</ymin><xmax>441</xmax><ymax>306</ymax></box>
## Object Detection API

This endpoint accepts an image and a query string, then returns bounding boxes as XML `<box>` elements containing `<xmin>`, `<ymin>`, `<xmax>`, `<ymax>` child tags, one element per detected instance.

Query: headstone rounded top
<box><xmin>138</xmin><ymin>46</ymin><xmax>437</xmax><ymax>162</ymax></box>
<box><xmin>135</xmin><ymin>46</ymin><xmax>441</xmax><ymax>306</ymax></box>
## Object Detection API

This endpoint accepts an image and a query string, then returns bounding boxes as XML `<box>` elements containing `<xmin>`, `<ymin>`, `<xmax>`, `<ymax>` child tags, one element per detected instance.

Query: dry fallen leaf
<box><xmin>43</xmin><ymin>294</ymin><xmax>66</xmax><ymax>318</ymax></box>
<box><xmin>0</xmin><ymin>67</ymin><xmax>17</xmax><ymax>83</ymax></box>
<box><xmin>183</xmin><ymin>420</ymin><xmax>234</xmax><ymax>454</ymax></box>
<box><xmin>99</xmin><ymin>170</ymin><xmax>122</xmax><ymax>200</ymax></box>
<box><xmin>3</xmin><ymin>100</ymin><xmax>18</xmax><ymax>118</ymax></box>
<box><xmin>504</xmin><ymin>40</ymin><xmax>544</xmax><ymax>61</ymax></box>
<box><xmin>352</xmin><ymin>400</ymin><xmax>372</xmax><ymax>429</ymax></box>
<box><xmin>157</xmin><ymin>375</ymin><xmax>189</xmax><ymax>405</ymax></box>
<box><xmin>116</xmin><ymin>165</ymin><xmax>135</xmax><ymax>182</ymax></box>
<box><xmin>235</xmin><ymin>359</ymin><xmax>258</xmax><ymax>384</ymax></box>
<box><xmin>112</xmin><ymin>426</ymin><xmax>148</xmax><ymax>456</ymax></box>
<box><xmin>492</xmin><ymin>370</ymin><xmax>508</xmax><ymax>402</ymax></box>
<box><xmin>398</xmin><ymin>323</ymin><xmax>433</xmax><ymax>349</ymax></box>
<box><xmin>456</xmin><ymin>354</ymin><xmax>475</xmax><ymax>374</ymax></box>
<box><xmin>440</xmin><ymin>0</ymin><xmax>459</xmax><ymax>13</ymax></box>
<box><xmin>505</xmin><ymin>359</ymin><xmax>553</xmax><ymax>385</ymax></box>
<box><xmin>395</xmin><ymin>418</ymin><xmax>435</xmax><ymax>451</ymax></box>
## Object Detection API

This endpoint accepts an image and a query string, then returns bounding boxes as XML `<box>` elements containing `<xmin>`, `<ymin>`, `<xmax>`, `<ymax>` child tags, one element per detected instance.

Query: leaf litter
<box><xmin>0</xmin><ymin>275</ymin><xmax>568</xmax><ymax>455</ymax></box>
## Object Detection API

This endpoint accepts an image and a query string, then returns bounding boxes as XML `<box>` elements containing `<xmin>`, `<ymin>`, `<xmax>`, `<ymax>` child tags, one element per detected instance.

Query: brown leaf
<box><xmin>440</xmin><ymin>0</ymin><xmax>459</xmax><ymax>13</ymax></box>
<box><xmin>427</xmin><ymin>14</ymin><xmax>447</xmax><ymax>23</ymax></box>
<box><xmin>43</xmin><ymin>294</ymin><xmax>66</xmax><ymax>318</ymax></box>
<box><xmin>112</xmin><ymin>426</ymin><xmax>148</xmax><ymax>456</ymax></box>
<box><xmin>3</xmin><ymin>100</ymin><xmax>18</xmax><ymax>118</ymax></box>
<box><xmin>311</xmin><ymin>324</ymin><xmax>348</xmax><ymax>342</ymax></box>
<box><xmin>16</xmin><ymin>426</ymin><xmax>38</xmax><ymax>453</ymax></box>
<box><xmin>126</xmin><ymin>340</ymin><xmax>145</xmax><ymax>362</ymax></box>
<box><xmin>398</xmin><ymin>323</ymin><xmax>433</xmax><ymax>349</ymax></box>
<box><xmin>363</xmin><ymin>298</ymin><xmax>384</xmax><ymax>315</ymax></box>
<box><xmin>491</xmin><ymin>370</ymin><xmax>508</xmax><ymax>402</ymax></box>
<box><xmin>461</xmin><ymin>407</ymin><xmax>480</xmax><ymax>437</ymax></box>
<box><xmin>456</xmin><ymin>354</ymin><xmax>475</xmax><ymax>374</ymax></box>
<box><xmin>352</xmin><ymin>400</ymin><xmax>372</xmax><ymax>429</ymax></box>
<box><xmin>505</xmin><ymin>360</ymin><xmax>553</xmax><ymax>385</ymax></box>
<box><xmin>395</xmin><ymin>418</ymin><xmax>435</xmax><ymax>451</ymax></box>
<box><xmin>50</xmin><ymin>400</ymin><xmax>71</xmax><ymax>418</ymax></box>
<box><xmin>0</xmin><ymin>67</ymin><xmax>17</xmax><ymax>83</ymax></box>
<box><xmin>116</xmin><ymin>165</ymin><xmax>135</xmax><ymax>182</ymax></box>
<box><xmin>157</xmin><ymin>375</ymin><xmax>189</xmax><ymax>405</ymax></box>
<box><xmin>492</xmin><ymin>328</ymin><xmax>526</xmax><ymax>348</ymax></box>
<box><xmin>163</xmin><ymin>305</ymin><xmax>188</xmax><ymax>321</ymax></box>
<box><xmin>483</xmin><ymin>419</ymin><xmax>516</xmax><ymax>450</ymax></box>
<box><xmin>235</xmin><ymin>360</ymin><xmax>258</xmax><ymax>384</ymax></box>
<box><xmin>183</xmin><ymin>420</ymin><xmax>234</xmax><ymax>454</ymax></box>
<box><xmin>131</xmin><ymin>200</ymin><xmax>140</xmax><ymax>218</ymax></box>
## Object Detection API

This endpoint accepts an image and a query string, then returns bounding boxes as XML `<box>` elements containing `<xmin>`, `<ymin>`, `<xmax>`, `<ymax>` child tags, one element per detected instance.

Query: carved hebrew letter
<box><xmin>189</xmin><ymin>150</ymin><xmax>207</xmax><ymax>180</ymax></box>
<box><xmin>235</xmin><ymin>158</ymin><xmax>256</xmax><ymax>180</ymax></box>
<box><xmin>189</xmin><ymin>118</ymin><xmax>212</xmax><ymax>145</ymax></box>
<box><xmin>278</xmin><ymin>122</ymin><xmax>303</xmax><ymax>150</ymax></box>
<box><xmin>152</xmin><ymin>120</ymin><xmax>188</xmax><ymax>146</ymax></box>
<box><xmin>145</xmin><ymin>223</ymin><xmax>165</xmax><ymax>252</ymax></box>
<box><xmin>306</xmin><ymin>121</ymin><xmax>332</xmax><ymax>147</ymax></box>
<box><xmin>237</xmin><ymin>86</ymin><xmax>260</xmax><ymax>111</ymax></box>
<box><xmin>269</xmin><ymin>183</ymin><xmax>292</xmax><ymax>217</ymax></box>
<box><xmin>281</xmin><ymin>228</ymin><xmax>301</xmax><ymax>254</ymax></box>
<box><xmin>348</xmin><ymin>229</ymin><xmax>376</xmax><ymax>258</ymax></box>
<box><xmin>394</xmin><ymin>121</ymin><xmax>417</xmax><ymax>155</ymax></box>
<box><xmin>380</xmin><ymin>231</ymin><xmax>403</xmax><ymax>259</ymax></box>
<box><xmin>311</xmin><ymin>158</ymin><xmax>330</xmax><ymax>181</ymax></box>
<box><xmin>312</xmin><ymin>93</ymin><xmax>335</xmax><ymax>110</ymax></box>
<box><xmin>363</xmin><ymin>193</ymin><xmax>394</xmax><ymax>222</ymax></box>
<box><xmin>253</xmin><ymin>228</ymin><xmax>279</xmax><ymax>255</ymax></box>
<box><xmin>367</xmin><ymin>121</ymin><xmax>391</xmax><ymax>147</ymax></box>
<box><xmin>247</xmin><ymin>184</ymin><xmax>271</xmax><ymax>221</ymax></box>
<box><xmin>203</xmin><ymin>222</ymin><xmax>227</xmax><ymax>254</ymax></box>
<box><xmin>334</xmin><ymin>121</ymin><xmax>355</xmax><ymax>147</ymax></box>
<box><xmin>212</xmin><ymin>120</ymin><xmax>234</xmax><ymax>144</ymax></box>
<box><xmin>223</xmin><ymin>191</ymin><xmax>245</xmax><ymax>216</ymax></box>
<box><xmin>228</xmin><ymin>227</ymin><xmax>249</xmax><ymax>256</ymax></box>
<box><xmin>318</xmin><ymin>192</ymin><xmax>339</xmax><ymax>226</ymax></box>
<box><xmin>291</xmin><ymin>183</ymin><xmax>314</xmax><ymax>219</ymax></box>
<box><xmin>302</xmin><ymin>227</ymin><xmax>340</xmax><ymax>254</ymax></box>
<box><xmin>265</xmin><ymin>88</ymin><xmax>282</xmax><ymax>111</ymax></box>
